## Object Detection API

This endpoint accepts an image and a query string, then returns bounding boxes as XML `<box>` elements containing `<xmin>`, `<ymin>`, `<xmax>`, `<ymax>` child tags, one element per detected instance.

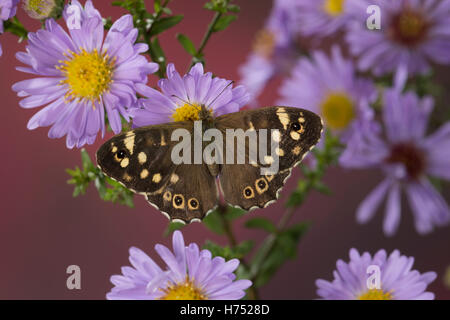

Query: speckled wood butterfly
<box><xmin>96</xmin><ymin>106</ymin><xmax>323</xmax><ymax>223</ymax></box>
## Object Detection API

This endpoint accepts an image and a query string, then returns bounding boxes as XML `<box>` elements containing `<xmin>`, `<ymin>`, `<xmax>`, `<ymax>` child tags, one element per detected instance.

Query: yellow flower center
<box><xmin>358</xmin><ymin>289</ymin><xmax>393</xmax><ymax>300</ymax></box>
<box><xmin>159</xmin><ymin>279</ymin><xmax>207</xmax><ymax>300</ymax></box>
<box><xmin>253</xmin><ymin>29</ymin><xmax>276</xmax><ymax>58</ymax></box>
<box><xmin>391</xmin><ymin>10</ymin><xmax>428</xmax><ymax>46</ymax></box>
<box><xmin>24</xmin><ymin>0</ymin><xmax>54</xmax><ymax>19</ymax></box>
<box><xmin>324</xmin><ymin>0</ymin><xmax>345</xmax><ymax>17</ymax></box>
<box><xmin>172</xmin><ymin>103</ymin><xmax>212</xmax><ymax>122</ymax></box>
<box><xmin>57</xmin><ymin>48</ymin><xmax>115</xmax><ymax>104</ymax></box>
<box><xmin>320</xmin><ymin>92</ymin><xmax>355</xmax><ymax>130</ymax></box>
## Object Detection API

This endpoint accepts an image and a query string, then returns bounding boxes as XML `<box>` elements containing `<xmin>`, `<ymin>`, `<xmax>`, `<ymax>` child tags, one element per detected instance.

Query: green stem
<box><xmin>248</xmin><ymin>206</ymin><xmax>296</xmax><ymax>281</ymax></box>
<box><xmin>249</xmin><ymin>166</ymin><xmax>327</xmax><ymax>283</ymax></box>
<box><xmin>144</xmin><ymin>0</ymin><xmax>171</xmax><ymax>78</ymax></box>
<box><xmin>188</xmin><ymin>10</ymin><xmax>223</xmax><ymax>69</ymax></box>
<box><xmin>217</xmin><ymin>205</ymin><xmax>260</xmax><ymax>300</ymax></box>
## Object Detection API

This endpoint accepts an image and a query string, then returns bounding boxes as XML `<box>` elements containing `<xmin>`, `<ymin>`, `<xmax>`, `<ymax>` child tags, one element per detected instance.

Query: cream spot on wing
<box><xmin>124</xmin><ymin>131</ymin><xmax>135</xmax><ymax>155</ymax></box>
<box><xmin>277</xmin><ymin>110</ymin><xmax>290</xmax><ymax>130</ymax></box>
<box><xmin>120</xmin><ymin>157</ymin><xmax>129</xmax><ymax>168</ymax></box>
<box><xmin>276</xmin><ymin>147</ymin><xmax>285</xmax><ymax>156</ymax></box>
<box><xmin>163</xmin><ymin>191</ymin><xmax>172</xmax><ymax>202</ymax></box>
<box><xmin>290</xmin><ymin>131</ymin><xmax>300</xmax><ymax>140</ymax></box>
<box><xmin>123</xmin><ymin>173</ymin><xmax>132</xmax><ymax>182</ymax></box>
<box><xmin>152</xmin><ymin>173</ymin><xmax>162</xmax><ymax>183</ymax></box>
<box><xmin>161</xmin><ymin>134</ymin><xmax>166</xmax><ymax>146</ymax></box>
<box><xmin>140</xmin><ymin>169</ymin><xmax>149</xmax><ymax>179</ymax></box>
<box><xmin>293</xmin><ymin>146</ymin><xmax>302</xmax><ymax>155</ymax></box>
<box><xmin>138</xmin><ymin>152</ymin><xmax>147</xmax><ymax>164</ymax></box>
<box><xmin>111</xmin><ymin>146</ymin><xmax>118</xmax><ymax>153</ymax></box>
<box><xmin>170</xmin><ymin>173</ymin><xmax>179</xmax><ymax>184</ymax></box>
<box><xmin>248</xmin><ymin>121</ymin><xmax>255</xmax><ymax>131</ymax></box>
<box><xmin>299</xmin><ymin>117</ymin><xmax>305</xmax><ymax>123</ymax></box>
<box><xmin>272</xmin><ymin>130</ymin><xmax>281</xmax><ymax>143</ymax></box>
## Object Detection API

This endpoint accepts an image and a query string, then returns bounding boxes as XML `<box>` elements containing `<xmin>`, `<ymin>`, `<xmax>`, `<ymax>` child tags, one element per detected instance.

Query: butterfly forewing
<box><xmin>215</xmin><ymin>107</ymin><xmax>323</xmax><ymax>211</ymax></box>
<box><xmin>96</xmin><ymin>121</ymin><xmax>218</xmax><ymax>223</ymax></box>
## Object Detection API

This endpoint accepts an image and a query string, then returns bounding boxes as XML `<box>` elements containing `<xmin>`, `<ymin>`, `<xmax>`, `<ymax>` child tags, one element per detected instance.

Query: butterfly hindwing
<box><xmin>145</xmin><ymin>164</ymin><xmax>218</xmax><ymax>223</ymax></box>
<box><xmin>215</xmin><ymin>106</ymin><xmax>323</xmax><ymax>210</ymax></box>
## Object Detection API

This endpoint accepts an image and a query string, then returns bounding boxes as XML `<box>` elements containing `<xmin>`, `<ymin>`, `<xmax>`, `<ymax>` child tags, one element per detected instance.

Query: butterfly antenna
<box><xmin>171</xmin><ymin>94</ymin><xmax>201</xmax><ymax>111</ymax></box>
<box><xmin>208</xmin><ymin>80</ymin><xmax>234</xmax><ymax>107</ymax></box>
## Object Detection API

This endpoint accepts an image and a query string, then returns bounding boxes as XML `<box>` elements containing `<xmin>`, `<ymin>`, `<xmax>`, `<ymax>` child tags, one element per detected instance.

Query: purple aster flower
<box><xmin>131</xmin><ymin>63</ymin><xmax>250</xmax><ymax>127</ymax></box>
<box><xmin>0</xmin><ymin>0</ymin><xmax>19</xmax><ymax>56</ymax></box>
<box><xmin>293</xmin><ymin>0</ymin><xmax>355</xmax><ymax>38</ymax></box>
<box><xmin>238</xmin><ymin>0</ymin><xmax>298</xmax><ymax>105</ymax></box>
<box><xmin>12</xmin><ymin>0</ymin><xmax>158</xmax><ymax>148</ymax></box>
<box><xmin>346</xmin><ymin>0</ymin><xmax>450</xmax><ymax>76</ymax></box>
<box><xmin>107</xmin><ymin>231</ymin><xmax>252</xmax><ymax>300</ymax></box>
<box><xmin>340</xmin><ymin>88</ymin><xmax>450</xmax><ymax>235</ymax></box>
<box><xmin>277</xmin><ymin>46</ymin><xmax>376</xmax><ymax>141</ymax></box>
<box><xmin>316</xmin><ymin>248</ymin><xmax>437</xmax><ymax>300</ymax></box>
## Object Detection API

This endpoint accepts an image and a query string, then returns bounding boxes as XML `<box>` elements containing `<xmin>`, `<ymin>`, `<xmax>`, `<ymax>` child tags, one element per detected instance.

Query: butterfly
<box><xmin>96</xmin><ymin>106</ymin><xmax>323</xmax><ymax>224</ymax></box>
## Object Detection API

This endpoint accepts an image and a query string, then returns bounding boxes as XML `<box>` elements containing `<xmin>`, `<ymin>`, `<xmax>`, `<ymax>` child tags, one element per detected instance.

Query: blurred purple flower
<box><xmin>107</xmin><ymin>231</ymin><xmax>252</xmax><ymax>300</ymax></box>
<box><xmin>346</xmin><ymin>0</ymin><xmax>450</xmax><ymax>76</ymax></box>
<box><xmin>12</xmin><ymin>0</ymin><xmax>158</xmax><ymax>148</ymax></box>
<box><xmin>0</xmin><ymin>0</ymin><xmax>19</xmax><ymax>56</ymax></box>
<box><xmin>293</xmin><ymin>0</ymin><xmax>354</xmax><ymax>38</ymax></box>
<box><xmin>238</xmin><ymin>0</ymin><xmax>298</xmax><ymax>105</ymax></box>
<box><xmin>316</xmin><ymin>248</ymin><xmax>437</xmax><ymax>300</ymax></box>
<box><xmin>132</xmin><ymin>63</ymin><xmax>250</xmax><ymax>127</ymax></box>
<box><xmin>277</xmin><ymin>46</ymin><xmax>376</xmax><ymax>141</ymax></box>
<box><xmin>340</xmin><ymin>88</ymin><xmax>450</xmax><ymax>235</ymax></box>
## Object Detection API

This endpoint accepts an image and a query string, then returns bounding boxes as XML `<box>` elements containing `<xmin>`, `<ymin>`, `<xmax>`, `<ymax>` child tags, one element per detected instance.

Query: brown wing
<box><xmin>215</xmin><ymin>106</ymin><xmax>323</xmax><ymax>211</ymax></box>
<box><xmin>96</xmin><ymin>122</ymin><xmax>218</xmax><ymax>223</ymax></box>
<box><xmin>145</xmin><ymin>164</ymin><xmax>218</xmax><ymax>223</ymax></box>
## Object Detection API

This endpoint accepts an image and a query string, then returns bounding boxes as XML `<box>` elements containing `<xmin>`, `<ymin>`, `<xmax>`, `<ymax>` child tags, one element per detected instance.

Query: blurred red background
<box><xmin>0</xmin><ymin>0</ymin><xmax>449</xmax><ymax>299</ymax></box>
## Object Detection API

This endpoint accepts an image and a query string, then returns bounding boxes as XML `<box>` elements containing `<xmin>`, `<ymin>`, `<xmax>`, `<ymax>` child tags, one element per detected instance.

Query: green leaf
<box><xmin>202</xmin><ymin>209</ymin><xmax>225</xmax><ymax>235</ymax></box>
<box><xmin>213</xmin><ymin>15</ymin><xmax>236</xmax><ymax>32</ymax></box>
<box><xmin>153</xmin><ymin>0</ymin><xmax>161</xmax><ymax>13</ymax></box>
<box><xmin>148</xmin><ymin>15</ymin><xmax>183</xmax><ymax>37</ymax></box>
<box><xmin>245</xmin><ymin>218</ymin><xmax>277</xmax><ymax>234</ymax></box>
<box><xmin>225</xmin><ymin>206</ymin><xmax>246</xmax><ymax>220</ymax></box>
<box><xmin>164</xmin><ymin>221</ymin><xmax>185</xmax><ymax>237</ymax></box>
<box><xmin>286</xmin><ymin>190</ymin><xmax>305</xmax><ymax>207</ymax></box>
<box><xmin>233</xmin><ymin>240</ymin><xmax>254</xmax><ymax>258</ymax></box>
<box><xmin>203</xmin><ymin>240</ymin><xmax>254</xmax><ymax>260</ymax></box>
<box><xmin>227</xmin><ymin>4</ymin><xmax>240</xmax><ymax>13</ymax></box>
<box><xmin>176</xmin><ymin>33</ymin><xmax>197</xmax><ymax>56</ymax></box>
<box><xmin>4</xmin><ymin>17</ymin><xmax>28</xmax><ymax>41</ymax></box>
<box><xmin>313</xmin><ymin>181</ymin><xmax>331</xmax><ymax>195</ymax></box>
<box><xmin>251</xmin><ymin>222</ymin><xmax>309</xmax><ymax>287</ymax></box>
<box><xmin>150</xmin><ymin>37</ymin><xmax>166</xmax><ymax>63</ymax></box>
<box><xmin>80</xmin><ymin>149</ymin><xmax>94</xmax><ymax>171</ymax></box>
<box><xmin>66</xmin><ymin>150</ymin><xmax>135</xmax><ymax>208</ymax></box>
<box><xmin>202</xmin><ymin>206</ymin><xmax>246</xmax><ymax>235</ymax></box>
